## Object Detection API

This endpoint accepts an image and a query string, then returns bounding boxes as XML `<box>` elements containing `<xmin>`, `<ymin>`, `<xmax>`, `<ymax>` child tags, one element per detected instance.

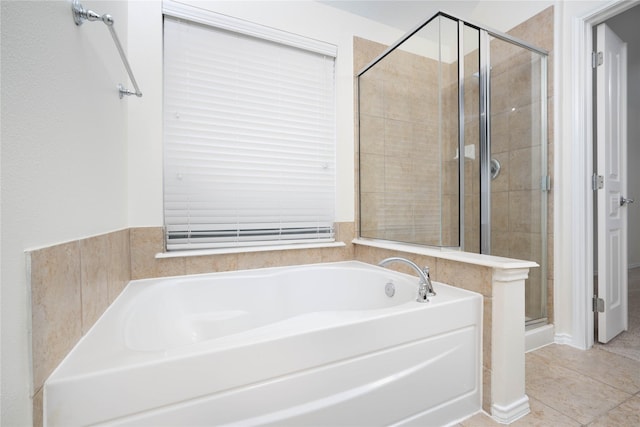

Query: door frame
<box><xmin>571</xmin><ymin>0</ymin><xmax>637</xmax><ymax>350</ymax></box>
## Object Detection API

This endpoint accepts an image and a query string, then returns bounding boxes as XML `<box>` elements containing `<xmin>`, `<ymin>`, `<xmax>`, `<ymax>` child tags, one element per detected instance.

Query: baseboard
<box><xmin>491</xmin><ymin>395</ymin><xmax>530</xmax><ymax>424</ymax></box>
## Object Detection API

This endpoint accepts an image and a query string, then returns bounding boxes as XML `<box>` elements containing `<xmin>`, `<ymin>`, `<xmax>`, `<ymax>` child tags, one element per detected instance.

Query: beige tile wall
<box><xmin>357</xmin><ymin>7</ymin><xmax>555</xmax><ymax>322</ymax></box>
<box><xmin>28</xmin><ymin>223</ymin><xmax>355</xmax><ymax>425</ymax></box>
<box><xmin>490</xmin><ymin>7</ymin><xmax>554</xmax><ymax>322</ymax></box>
<box><xmin>356</xmin><ymin>36</ymin><xmax>459</xmax><ymax>247</ymax></box>
<box><xmin>29</xmin><ymin>229</ymin><xmax>131</xmax><ymax>424</ymax></box>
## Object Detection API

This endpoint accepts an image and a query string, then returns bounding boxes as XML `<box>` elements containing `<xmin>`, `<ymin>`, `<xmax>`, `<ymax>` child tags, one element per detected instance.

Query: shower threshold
<box><xmin>525</xmin><ymin>322</ymin><xmax>554</xmax><ymax>352</ymax></box>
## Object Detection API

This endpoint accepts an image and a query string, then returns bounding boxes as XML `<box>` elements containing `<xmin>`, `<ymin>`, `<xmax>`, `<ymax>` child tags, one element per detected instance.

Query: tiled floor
<box><xmin>458</xmin><ymin>269</ymin><xmax>640</xmax><ymax>426</ymax></box>
<box><xmin>596</xmin><ymin>267</ymin><xmax>640</xmax><ymax>361</ymax></box>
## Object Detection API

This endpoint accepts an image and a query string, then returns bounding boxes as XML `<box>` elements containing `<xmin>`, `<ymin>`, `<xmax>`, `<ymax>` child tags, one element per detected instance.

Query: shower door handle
<box><xmin>620</xmin><ymin>196</ymin><xmax>635</xmax><ymax>206</ymax></box>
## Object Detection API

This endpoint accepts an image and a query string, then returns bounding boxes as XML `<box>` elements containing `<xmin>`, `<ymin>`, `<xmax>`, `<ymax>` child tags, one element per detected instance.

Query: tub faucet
<box><xmin>377</xmin><ymin>257</ymin><xmax>436</xmax><ymax>302</ymax></box>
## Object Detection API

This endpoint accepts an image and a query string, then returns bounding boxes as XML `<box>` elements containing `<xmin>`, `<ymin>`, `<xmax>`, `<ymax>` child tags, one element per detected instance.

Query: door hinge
<box><xmin>592</xmin><ymin>174</ymin><xmax>604</xmax><ymax>190</ymax></box>
<box><xmin>593</xmin><ymin>296</ymin><xmax>605</xmax><ymax>313</ymax></box>
<box><xmin>541</xmin><ymin>175</ymin><xmax>552</xmax><ymax>192</ymax></box>
<box><xmin>592</xmin><ymin>51</ymin><xmax>603</xmax><ymax>68</ymax></box>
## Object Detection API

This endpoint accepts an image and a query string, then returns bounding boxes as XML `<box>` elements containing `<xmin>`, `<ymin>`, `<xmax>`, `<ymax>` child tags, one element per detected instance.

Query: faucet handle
<box><xmin>422</xmin><ymin>266</ymin><xmax>436</xmax><ymax>297</ymax></box>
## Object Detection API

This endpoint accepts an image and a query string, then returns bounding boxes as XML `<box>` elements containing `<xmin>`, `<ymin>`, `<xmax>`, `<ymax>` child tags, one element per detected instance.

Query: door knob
<box><xmin>620</xmin><ymin>196</ymin><xmax>635</xmax><ymax>206</ymax></box>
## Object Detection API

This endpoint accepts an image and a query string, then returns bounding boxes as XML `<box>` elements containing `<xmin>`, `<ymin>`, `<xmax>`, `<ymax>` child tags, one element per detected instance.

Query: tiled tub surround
<box><xmin>28</xmin><ymin>229</ymin><xmax>131</xmax><ymax>426</ymax></box>
<box><xmin>30</xmin><ymin>223</ymin><xmax>535</xmax><ymax>425</ymax></box>
<box><xmin>27</xmin><ymin>223</ymin><xmax>355</xmax><ymax>425</ymax></box>
<box><xmin>354</xmin><ymin>239</ymin><xmax>537</xmax><ymax>423</ymax></box>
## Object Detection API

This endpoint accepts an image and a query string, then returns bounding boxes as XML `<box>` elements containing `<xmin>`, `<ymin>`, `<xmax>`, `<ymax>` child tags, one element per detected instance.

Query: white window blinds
<box><xmin>163</xmin><ymin>15</ymin><xmax>336</xmax><ymax>251</ymax></box>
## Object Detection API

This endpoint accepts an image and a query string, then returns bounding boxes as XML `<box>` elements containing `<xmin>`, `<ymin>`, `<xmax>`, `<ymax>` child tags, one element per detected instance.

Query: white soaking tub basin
<box><xmin>44</xmin><ymin>261</ymin><xmax>482</xmax><ymax>426</ymax></box>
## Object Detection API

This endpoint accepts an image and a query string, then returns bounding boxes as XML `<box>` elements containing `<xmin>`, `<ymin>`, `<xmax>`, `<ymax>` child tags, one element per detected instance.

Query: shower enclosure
<box><xmin>357</xmin><ymin>13</ymin><xmax>549</xmax><ymax>327</ymax></box>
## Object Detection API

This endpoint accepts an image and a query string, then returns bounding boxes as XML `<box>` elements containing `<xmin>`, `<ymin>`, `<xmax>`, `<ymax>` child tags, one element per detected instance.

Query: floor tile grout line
<box><xmin>525</xmin><ymin>356</ymin><xmax>636</xmax><ymax>424</ymax></box>
<box><xmin>528</xmin><ymin>349</ymin><xmax>640</xmax><ymax>395</ymax></box>
<box><xmin>584</xmin><ymin>392</ymin><xmax>638</xmax><ymax>426</ymax></box>
<box><xmin>526</xmin><ymin>395</ymin><xmax>585</xmax><ymax>426</ymax></box>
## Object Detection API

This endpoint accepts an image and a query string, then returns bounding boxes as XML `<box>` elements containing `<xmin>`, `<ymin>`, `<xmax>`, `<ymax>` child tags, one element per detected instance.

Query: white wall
<box><xmin>1</xmin><ymin>1</ymin><xmax>130</xmax><ymax>424</ymax></box>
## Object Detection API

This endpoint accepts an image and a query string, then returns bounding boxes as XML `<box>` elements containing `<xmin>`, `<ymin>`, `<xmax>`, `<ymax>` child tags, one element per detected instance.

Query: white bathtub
<box><xmin>44</xmin><ymin>261</ymin><xmax>482</xmax><ymax>426</ymax></box>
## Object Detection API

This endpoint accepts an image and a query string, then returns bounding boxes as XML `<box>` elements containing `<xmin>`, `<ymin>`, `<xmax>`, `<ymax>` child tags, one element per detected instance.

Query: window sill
<box><xmin>156</xmin><ymin>241</ymin><xmax>346</xmax><ymax>259</ymax></box>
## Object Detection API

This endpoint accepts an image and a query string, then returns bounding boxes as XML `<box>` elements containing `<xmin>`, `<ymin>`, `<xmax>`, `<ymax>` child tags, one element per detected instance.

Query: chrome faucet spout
<box><xmin>377</xmin><ymin>257</ymin><xmax>436</xmax><ymax>302</ymax></box>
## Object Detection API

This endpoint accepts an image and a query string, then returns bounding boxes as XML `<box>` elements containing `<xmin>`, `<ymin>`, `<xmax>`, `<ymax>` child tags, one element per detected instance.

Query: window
<box><xmin>163</xmin><ymin>4</ymin><xmax>337</xmax><ymax>251</ymax></box>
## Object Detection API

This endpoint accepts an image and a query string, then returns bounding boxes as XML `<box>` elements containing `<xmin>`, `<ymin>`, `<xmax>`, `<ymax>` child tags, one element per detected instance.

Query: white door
<box><xmin>596</xmin><ymin>23</ymin><xmax>629</xmax><ymax>343</ymax></box>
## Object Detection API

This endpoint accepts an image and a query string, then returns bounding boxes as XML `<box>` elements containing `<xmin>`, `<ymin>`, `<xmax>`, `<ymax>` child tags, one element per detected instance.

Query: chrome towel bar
<box><xmin>71</xmin><ymin>0</ymin><xmax>143</xmax><ymax>98</ymax></box>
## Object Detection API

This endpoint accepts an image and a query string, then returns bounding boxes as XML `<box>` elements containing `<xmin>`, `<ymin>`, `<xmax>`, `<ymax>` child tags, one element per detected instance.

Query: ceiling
<box><xmin>316</xmin><ymin>0</ymin><xmax>554</xmax><ymax>33</ymax></box>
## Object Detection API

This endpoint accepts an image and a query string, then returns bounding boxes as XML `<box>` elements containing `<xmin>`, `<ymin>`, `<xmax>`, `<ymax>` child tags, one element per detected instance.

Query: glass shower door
<box><xmin>487</xmin><ymin>37</ymin><xmax>548</xmax><ymax>325</ymax></box>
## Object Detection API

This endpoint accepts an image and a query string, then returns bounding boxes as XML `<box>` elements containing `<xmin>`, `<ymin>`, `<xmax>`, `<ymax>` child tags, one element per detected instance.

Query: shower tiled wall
<box><xmin>28</xmin><ymin>222</ymin><xmax>355</xmax><ymax>425</ymax></box>
<box><xmin>356</xmin><ymin>36</ymin><xmax>459</xmax><ymax>247</ymax></box>
<box><xmin>356</xmin><ymin>7</ymin><xmax>554</xmax><ymax>322</ymax></box>
<box><xmin>489</xmin><ymin>7</ymin><xmax>554</xmax><ymax>322</ymax></box>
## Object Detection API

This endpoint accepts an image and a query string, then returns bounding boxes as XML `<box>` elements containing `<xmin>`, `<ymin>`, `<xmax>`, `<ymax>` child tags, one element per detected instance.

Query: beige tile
<box><xmin>482</xmin><ymin>366</ymin><xmax>493</xmax><ymax>414</ymax></box>
<box><xmin>384</xmin><ymin>119</ymin><xmax>414</xmax><ymax>158</ymax></box>
<box><xmin>321</xmin><ymin>222</ymin><xmax>355</xmax><ymax>263</ymax></box>
<box><xmin>108</xmin><ymin>229</ymin><xmax>131</xmax><ymax>303</ymax></box>
<box><xmin>512</xmin><ymin>396</ymin><xmax>580</xmax><ymax>427</ymax></box>
<box><xmin>436</xmin><ymin>258</ymin><xmax>493</xmax><ymax>297</ymax></box>
<box><xmin>130</xmin><ymin>226</ymin><xmax>162</xmax><ymax>279</ymax></box>
<box><xmin>353</xmin><ymin>36</ymin><xmax>387</xmax><ymax>72</ymax></box>
<box><xmin>30</xmin><ymin>241</ymin><xmax>82</xmax><ymax>390</ymax></box>
<box><xmin>491</xmin><ymin>192</ymin><xmax>509</xmax><ymax>231</ymax></box>
<box><xmin>186</xmin><ymin>253</ymin><xmax>239</xmax><ymax>275</ymax></box>
<box><xmin>509</xmin><ymin>232</ymin><xmax>534</xmax><ymax>261</ymax></box>
<box><xmin>491</xmin><ymin>231</ymin><xmax>511</xmax><ymax>258</ymax></box>
<box><xmin>130</xmin><ymin>227</ymin><xmax>185</xmax><ymax>279</ymax></box>
<box><xmin>491</xmin><ymin>111</ymin><xmax>510</xmax><ymax>154</ymax></box>
<box><xmin>236</xmin><ymin>248</ymin><xmax>323</xmax><ymax>271</ymax></box>
<box><xmin>533</xmin><ymin>344</ymin><xmax>640</xmax><ymax>395</ymax></box>
<box><xmin>587</xmin><ymin>394</ymin><xmax>640</xmax><ymax>427</ymax></box>
<box><xmin>509</xmin><ymin>147</ymin><xmax>540</xmax><ymax>191</ymax></box>
<box><xmin>320</xmin><ymin>246</ymin><xmax>353</xmax><ymax>263</ymax></box>
<box><xmin>359</xmin><ymin>153</ymin><xmax>385</xmax><ymax>193</ymax></box>
<box><xmin>483</xmin><ymin>297</ymin><xmax>493</xmax><ymax>371</ymax></box>
<box><xmin>525</xmin><ymin>352</ymin><xmax>632</xmax><ymax>425</ymax></box>
<box><xmin>358</xmin><ymin>76</ymin><xmax>384</xmax><ymax>117</ymax></box>
<box><xmin>359</xmin><ymin>114</ymin><xmax>385</xmax><ymax>155</ymax></box>
<box><xmin>383</xmin><ymin>78</ymin><xmax>412</xmax><ymax>121</ymax></box>
<box><xmin>461</xmin><ymin>410</ymin><xmax>500</xmax><ymax>426</ymax></box>
<box><xmin>360</xmin><ymin>192</ymin><xmax>385</xmax><ymax>234</ymax></box>
<box><xmin>334</xmin><ymin>221</ymin><xmax>355</xmax><ymax>244</ymax></box>
<box><xmin>463</xmin><ymin>393</ymin><xmax>581</xmax><ymax>426</ymax></box>
<box><xmin>509</xmin><ymin>190</ymin><xmax>541</xmax><ymax>234</ymax></box>
<box><xmin>80</xmin><ymin>234</ymin><xmax>110</xmax><ymax>334</ymax></box>
<box><xmin>33</xmin><ymin>387</ymin><xmax>43</xmax><ymax>427</ymax></box>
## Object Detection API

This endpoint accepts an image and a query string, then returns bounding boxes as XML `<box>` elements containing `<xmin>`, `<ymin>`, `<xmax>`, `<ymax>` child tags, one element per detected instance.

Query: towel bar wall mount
<box><xmin>71</xmin><ymin>0</ymin><xmax>143</xmax><ymax>99</ymax></box>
